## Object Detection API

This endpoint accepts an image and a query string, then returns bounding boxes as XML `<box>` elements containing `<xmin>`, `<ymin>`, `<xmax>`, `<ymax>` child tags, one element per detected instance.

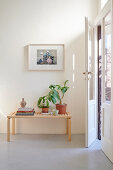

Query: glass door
<box><xmin>85</xmin><ymin>17</ymin><xmax>97</xmax><ymax>147</ymax></box>
<box><xmin>101</xmin><ymin>9</ymin><xmax>113</xmax><ymax>162</ymax></box>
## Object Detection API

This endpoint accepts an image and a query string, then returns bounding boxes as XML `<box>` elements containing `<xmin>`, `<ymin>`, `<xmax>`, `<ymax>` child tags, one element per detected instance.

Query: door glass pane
<box><xmin>104</xmin><ymin>12</ymin><xmax>111</xmax><ymax>103</ymax></box>
<box><xmin>88</xmin><ymin>25</ymin><xmax>94</xmax><ymax>100</ymax></box>
<box><xmin>101</xmin><ymin>0</ymin><xmax>108</xmax><ymax>9</ymax></box>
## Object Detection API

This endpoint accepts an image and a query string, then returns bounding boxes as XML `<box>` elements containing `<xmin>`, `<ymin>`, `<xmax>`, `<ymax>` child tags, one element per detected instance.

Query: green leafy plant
<box><xmin>37</xmin><ymin>95</ymin><xmax>49</xmax><ymax>108</ymax></box>
<box><xmin>48</xmin><ymin>80</ymin><xmax>69</xmax><ymax>105</ymax></box>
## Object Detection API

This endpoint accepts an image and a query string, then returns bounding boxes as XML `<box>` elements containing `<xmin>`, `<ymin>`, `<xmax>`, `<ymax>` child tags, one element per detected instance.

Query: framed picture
<box><xmin>28</xmin><ymin>44</ymin><xmax>64</xmax><ymax>71</ymax></box>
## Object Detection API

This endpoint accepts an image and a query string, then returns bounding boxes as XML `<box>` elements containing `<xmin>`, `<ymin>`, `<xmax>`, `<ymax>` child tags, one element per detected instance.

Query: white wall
<box><xmin>0</xmin><ymin>0</ymin><xmax>98</xmax><ymax>134</ymax></box>
<box><xmin>98</xmin><ymin>0</ymin><xmax>101</xmax><ymax>12</ymax></box>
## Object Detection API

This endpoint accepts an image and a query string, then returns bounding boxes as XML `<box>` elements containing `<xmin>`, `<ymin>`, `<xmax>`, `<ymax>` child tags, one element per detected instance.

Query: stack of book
<box><xmin>16</xmin><ymin>108</ymin><xmax>35</xmax><ymax>116</ymax></box>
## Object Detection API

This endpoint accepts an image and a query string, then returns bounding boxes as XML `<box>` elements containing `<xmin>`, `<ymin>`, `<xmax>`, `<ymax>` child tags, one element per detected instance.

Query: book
<box><xmin>17</xmin><ymin>107</ymin><xmax>34</xmax><ymax>113</ymax></box>
<box><xmin>16</xmin><ymin>111</ymin><xmax>35</xmax><ymax>116</ymax></box>
<box><xmin>17</xmin><ymin>110</ymin><xmax>34</xmax><ymax>113</ymax></box>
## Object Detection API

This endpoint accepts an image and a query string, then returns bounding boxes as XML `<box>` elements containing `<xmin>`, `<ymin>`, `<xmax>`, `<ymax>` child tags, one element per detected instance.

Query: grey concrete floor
<box><xmin>0</xmin><ymin>134</ymin><xmax>113</xmax><ymax>170</ymax></box>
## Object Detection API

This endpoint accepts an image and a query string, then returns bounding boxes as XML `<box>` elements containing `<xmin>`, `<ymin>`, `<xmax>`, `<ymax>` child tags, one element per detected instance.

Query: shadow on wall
<box><xmin>18</xmin><ymin>33</ymin><xmax>86</xmax><ymax>134</ymax></box>
<box><xmin>0</xmin><ymin>33</ymin><xmax>85</xmax><ymax>134</ymax></box>
<box><xmin>64</xmin><ymin>32</ymin><xmax>85</xmax><ymax>134</ymax></box>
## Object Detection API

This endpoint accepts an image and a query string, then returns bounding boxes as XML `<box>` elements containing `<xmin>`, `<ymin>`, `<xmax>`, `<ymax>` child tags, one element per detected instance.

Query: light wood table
<box><xmin>7</xmin><ymin>112</ymin><xmax>71</xmax><ymax>142</ymax></box>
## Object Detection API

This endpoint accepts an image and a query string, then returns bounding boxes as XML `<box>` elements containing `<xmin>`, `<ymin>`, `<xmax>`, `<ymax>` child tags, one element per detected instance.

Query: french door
<box><xmin>101</xmin><ymin>0</ymin><xmax>113</xmax><ymax>163</ymax></box>
<box><xmin>85</xmin><ymin>0</ymin><xmax>113</xmax><ymax>163</ymax></box>
<box><xmin>85</xmin><ymin>17</ymin><xmax>97</xmax><ymax>147</ymax></box>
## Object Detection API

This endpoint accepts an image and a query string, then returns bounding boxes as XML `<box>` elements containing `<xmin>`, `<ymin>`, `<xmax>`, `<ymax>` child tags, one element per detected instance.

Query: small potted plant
<box><xmin>48</xmin><ymin>80</ymin><xmax>69</xmax><ymax>114</ymax></box>
<box><xmin>37</xmin><ymin>95</ymin><xmax>49</xmax><ymax>113</ymax></box>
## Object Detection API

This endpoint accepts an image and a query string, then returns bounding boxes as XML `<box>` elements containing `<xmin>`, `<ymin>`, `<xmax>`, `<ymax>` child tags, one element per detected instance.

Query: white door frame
<box><xmin>94</xmin><ymin>0</ymin><xmax>113</xmax><ymax>163</ymax></box>
<box><xmin>95</xmin><ymin>0</ymin><xmax>111</xmax><ymax>26</ymax></box>
<box><xmin>111</xmin><ymin>0</ymin><xmax>113</xmax><ymax>162</ymax></box>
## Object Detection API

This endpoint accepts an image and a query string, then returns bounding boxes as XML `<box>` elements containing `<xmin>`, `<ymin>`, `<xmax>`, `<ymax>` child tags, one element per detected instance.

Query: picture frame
<box><xmin>28</xmin><ymin>44</ymin><xmax>64</xmax><ymax>71</ymax></box>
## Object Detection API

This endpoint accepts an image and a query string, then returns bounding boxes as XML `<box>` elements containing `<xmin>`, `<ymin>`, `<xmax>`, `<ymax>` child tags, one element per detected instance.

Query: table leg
<box><xmin>7</xmin><ymin>118</ymin><xmax>10</xmax><ymax>142</ymax></box>
<box><xmin>66</xmin><ymin>119</ymin><xmax>68</xmax><ymax>135</ymax></box>
<box><xmin>12</xmin><ymin>118</ymin><xmax>15</xmax><ymax>135</ymax></box>
<box><xmin>68</xmin><ymin>118</ymin><xmax>71</xmax><ymax>141</ymax></box>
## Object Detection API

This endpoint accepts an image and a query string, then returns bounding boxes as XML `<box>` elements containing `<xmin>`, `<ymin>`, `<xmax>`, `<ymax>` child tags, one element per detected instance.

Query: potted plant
<box><xmin>37</xmin><ymin>95</ymin><xmax>49</xmax><ymax>113</ymax></box>
<box><xmin>48</xmin><ymin>80</ymin><xmax>69</xmax><ymax>114</ymax></box>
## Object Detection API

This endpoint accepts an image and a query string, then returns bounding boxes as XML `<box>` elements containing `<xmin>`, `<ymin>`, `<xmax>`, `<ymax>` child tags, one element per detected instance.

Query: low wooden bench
<box><xmin>7</xmin><ymin>112</ymin><xmax>71</xmax><ymax>142</ymax></box>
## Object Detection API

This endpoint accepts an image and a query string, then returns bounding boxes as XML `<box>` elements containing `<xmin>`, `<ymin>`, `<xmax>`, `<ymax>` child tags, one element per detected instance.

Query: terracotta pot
<box><xmin>56</xmin><ymin>104</ymin><xmax>67</xmax><ymax>114</ymax></box>
<box><xmin>42</xmin><ymin>108</ymin><xmax>48</xmax><ymax>113</ymax></box>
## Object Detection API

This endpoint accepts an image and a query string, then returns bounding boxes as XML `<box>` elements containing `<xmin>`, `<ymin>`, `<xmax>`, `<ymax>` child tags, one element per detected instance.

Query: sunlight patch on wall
<box><xmin>0</xmin><ymin>109</ymin><xmax>6</xmax><ymax>119</ymax></box>
<box><xmin>73</xmin><ymin>54</ymin><xmax>75</xmax><ymax>89</ymax></box>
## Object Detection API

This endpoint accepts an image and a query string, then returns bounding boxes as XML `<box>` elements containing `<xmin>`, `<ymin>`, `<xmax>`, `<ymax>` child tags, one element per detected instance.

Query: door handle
<box><xmin>83</xmin><ymin>72</ymin><xmax>93</xmax><ymax>75</ymax></box>
<box><xmin>83</xmin><ymin>72</ymin><xmax>86</xmax><ymax>75</ymax></box>
<box><xmin>88</xmin><ymin>72</ymin><xmax>93</xmax><ymax>75</ymax></box>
